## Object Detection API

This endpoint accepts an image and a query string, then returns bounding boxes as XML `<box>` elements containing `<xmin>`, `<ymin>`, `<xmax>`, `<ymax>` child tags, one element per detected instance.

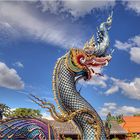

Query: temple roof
<box><xmin>109</xmin><ymin>121</ymin><xmax>127</xmax><ymax>135</ymax></box>
<box><xmin>120</xmin><ymin>116</ymin><xmax>140</xmax><ymax>133</ymax></box>
<box><xmin>42</xmin><ymin>117</ymin><xmax>140</xmax><ymax>136</ymax></box>
<box><xmin>42</xmin><ymin>119</ymin><xmax>80</xmax><ymax>135</ymax></box>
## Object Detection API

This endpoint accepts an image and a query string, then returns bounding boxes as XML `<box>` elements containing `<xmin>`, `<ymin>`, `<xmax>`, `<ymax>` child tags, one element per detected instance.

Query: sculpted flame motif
<box><xmin>0</xmin><ymin>13</ymin><xmax>113</xmax><ymax>140</ymax></box>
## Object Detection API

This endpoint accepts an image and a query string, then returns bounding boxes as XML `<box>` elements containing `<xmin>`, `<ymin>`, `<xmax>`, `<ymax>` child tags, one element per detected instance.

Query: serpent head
<box><xmin>106</xmin><ymin>12</ymin><xmax>113</xmax><ymax>26</ymax></box>
<box><xmin>65</xmin><ymin>41</ymin><xmax>111</xmax><ymax>80</ymax></box>
<box><xmin>66</xmin><ymin>13</ymin><xmax>113</xmax><ymax>80</ymax></box>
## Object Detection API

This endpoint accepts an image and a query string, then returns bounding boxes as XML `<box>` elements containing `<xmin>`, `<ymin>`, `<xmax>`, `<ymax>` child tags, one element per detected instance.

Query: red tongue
<box><xmin>93</xmin><ymin>57</ymin><xmax>107</xmax><ymax>62</ymax></box>
<box><xmin>90</xmin><ymin>62</ymin><xmax>106</xmax><ymax>67</ymax></box>
<box><xmin>92</xmin><ymin>63</ymin><xmax>103</xmax><ymax>67</ymax></box>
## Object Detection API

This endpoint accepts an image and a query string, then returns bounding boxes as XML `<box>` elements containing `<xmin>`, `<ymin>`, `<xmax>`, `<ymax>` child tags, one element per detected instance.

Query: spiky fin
<box><xmin>83</xmin><ymin>35</ymin><xmax>95</xmax><ymax>54</ymax></box>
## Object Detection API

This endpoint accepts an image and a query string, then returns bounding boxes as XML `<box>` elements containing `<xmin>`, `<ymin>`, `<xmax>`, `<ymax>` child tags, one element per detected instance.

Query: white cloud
<box><xmin>10</xmin><ymin>108</ymin><xmax>16</xmax><ymax>111</ymax></box>
<box><xmin>114</xmin><ymin>40</ymin><xmax>132</xmax><ymax>50</ymax></box>
<box><xmin>0</xmin><ymin>2</ymin><xmax>85</xmax><ymax>49</ymax></box>
<box><xmin>79</xmin><ymin>74</ymin><xmax>108</xmax><ymax>88</ymax></box>
<box><xmin>111</xmin><ymin>77</ymin><xmax>140</xmax><ymax>100</ymax></box>
<box><xmin>114</xmin><ymin>35</ymin><xmax>140</xmax><ymax>64</ymax></box>
<box><xmin>105</xmin><ymin>85</ymin><xmax>119</xmax><ymax>95</ymax></box>
<box><xmin>42</xmin><ymin>112</ymin><xmax>54</xmax><ymax>120</ymax></box>
<box><xmin>0</xmin><ymin>1</ymin><xmax>116</xmax><ymax>49</ymax></box>
<box><xmin>0</xmin><ymin>62</ymin><xmax>24</xmax><ymax>90</ymax></box>
<box><xmin>0</xmin><ymin>21</ymin><xmax>19</xmax><ymax>46</ymax></box>
<box><xmin>78</xmin><ymin>68</ymin><xmax>140</xmax><ymax>100</ymax></box>
<box><xmin>124</xmin><ymin>1</ymin><xmax>140</xmax><ymax>15</ymax></box>
<box><xmin>103</xmin><ymin>76</ymin><xmax>140</xmax><ymax>100</ymax></box>
<box><xmin>130</xmin><ymin>47</ymin><xmax>140</xmax><ymax>64</ymax></box>
<box><xmin>100</xmin><ymin>102</ymin><xmax>140</xmax><ymax>117</ymax></box>
<box><xmin>13</xmin><ymin>61</ymin><xmax>24</xmax><ymax>68</ymax></box>
<box><xmin>104</xmin><ymin>102</ymin><xmax>117</xmax><ymax>110</ymax></box>
<box><xmin>132</xmin><ymin>35</ymin><xmax>140</xmax><ymax>46</ymax></box>
<box><xmin>38</xmin><ymin>0</ymin><xmax>115</xmax><ymax>18</ymax></box>
<box><xmin>38</xmin><ymin>1</ymin><xmax>62</xmax><ymax>14</ymax></box>
<box><xmin>118</xmin><ymin>106</ymin><xmax>140</xmax><ymax>115</ymax></box>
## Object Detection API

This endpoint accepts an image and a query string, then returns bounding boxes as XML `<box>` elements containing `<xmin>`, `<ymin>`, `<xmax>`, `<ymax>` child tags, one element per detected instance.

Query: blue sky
<box><xmin>0</xmin><ymin>1</ymin><xmax>140</xmax><ymax>119</ymax></box>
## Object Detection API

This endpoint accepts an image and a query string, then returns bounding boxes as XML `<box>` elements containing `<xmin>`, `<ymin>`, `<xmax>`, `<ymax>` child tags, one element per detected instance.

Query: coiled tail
<box><xmin>0</xmin><ymin>118</ymin><xmax>58</xmax><ymax>140</ymax></box>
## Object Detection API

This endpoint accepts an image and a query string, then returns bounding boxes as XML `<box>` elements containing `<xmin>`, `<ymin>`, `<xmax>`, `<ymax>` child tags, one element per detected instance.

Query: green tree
<box><xmin>0</xmin><ymin>103</ymin><xmax>11</xmax><ymax>120</ymax></box>
<box><xmin>106</xmin><ymin>113</ymin><xmax>124</xmax><ymax>124</ymax></box>
<box><xmin>9</xmin><ymin>108</ymin><xmax>42</xmax><ymax>118</ymax></box>
<box><xmin>106</xmin><ymin>112</ymin><xmax>112</xmax><ymax>121</ymax></box>
<box><xmin>133</xmin><ymin>114</ymin><xmax>140</xmax><ymax>116</ymax></box>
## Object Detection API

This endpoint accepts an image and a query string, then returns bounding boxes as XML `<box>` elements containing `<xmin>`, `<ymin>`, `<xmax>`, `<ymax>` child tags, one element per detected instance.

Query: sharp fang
<box><xmin>92</xmin><ymin>60</ymin><xmax>96</xmax><ymax>64</ymax></box>
<box><xmin>105</xmin><ymin>60</ymin><xmax>108</xmax><ymax>66</ymax></box>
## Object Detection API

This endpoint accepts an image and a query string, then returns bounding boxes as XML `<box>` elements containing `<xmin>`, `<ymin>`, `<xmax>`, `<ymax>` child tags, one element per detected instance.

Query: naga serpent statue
<box><xmin>0</xmin><ymin>13</ymin><xmax>113</xmax><ymax>140</ymax></box>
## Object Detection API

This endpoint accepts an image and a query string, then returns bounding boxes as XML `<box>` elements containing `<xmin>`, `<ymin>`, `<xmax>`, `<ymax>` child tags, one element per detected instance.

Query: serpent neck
<box><xmin>52</xmin><ymin>56</ymin><xmax>107</xmax><ymax>140</ymax></box>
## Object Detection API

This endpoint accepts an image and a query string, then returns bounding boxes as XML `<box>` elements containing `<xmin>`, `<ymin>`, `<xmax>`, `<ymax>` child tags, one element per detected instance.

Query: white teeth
<box><xmin>105</xmin><ymin>60</ymin><xmax>108</xmax><ymax>66</ymax></box>
<box><xmin>108</xmin><ymin>55</ymin><xmax>112</xmax><ymax>59</ymax></box>
<box><xmin>92</xmin><ymin>60</ymin><xmax>95</xmax><ymax>64</ymax></box>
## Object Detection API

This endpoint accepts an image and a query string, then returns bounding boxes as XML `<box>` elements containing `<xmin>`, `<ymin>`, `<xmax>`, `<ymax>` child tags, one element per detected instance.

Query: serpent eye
<box><xmin>107</xmin><ymin>18</ymin><xmax>110</xmax><ymax>22</ymax></box>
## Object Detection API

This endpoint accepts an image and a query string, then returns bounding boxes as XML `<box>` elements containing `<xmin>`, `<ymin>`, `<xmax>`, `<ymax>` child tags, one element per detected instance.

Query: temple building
<box><xmin>109</xmin><ymin>120</ymin><xmax>127</xmax><ymax>139</ymax></box>
<box><xmin>43</xmin><ymin>116</ymin><xmax>140</xmax><ymax>140</ymax></box>
<box><xmin>120</xmin><ymin>116</ymin><xmax>140</xmax><ymax>140</ymax></box>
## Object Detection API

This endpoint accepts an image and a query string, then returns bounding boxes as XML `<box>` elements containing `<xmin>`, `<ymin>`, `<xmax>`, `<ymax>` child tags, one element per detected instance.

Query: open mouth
<box><xmin>81</xmin><ymin>55</ymin><xmax>112</xmax><ymax>80</ymax></box>
<box><xmin>85</xmin><ymin>55</ymin><xmax>112</xmax><ymax>67</ymax></box>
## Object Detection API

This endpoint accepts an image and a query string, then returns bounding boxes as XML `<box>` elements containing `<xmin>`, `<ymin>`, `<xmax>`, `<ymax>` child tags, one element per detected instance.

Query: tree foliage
<box><xmin>133</xmin><ymin>114</ymin><xmax>140</xmax><ymax>116</ymax></box>
<box><xmin>0</xmin><ymin>103</ymin><xmax>11</xmax><ymax>119</ymax></box>
<box><xmin>106</xmin><ymin>112</ymin><xmax>124</xmax><ymax>124</ymax></box>
<box><xmin>8</xmin><ymin>108</ymin><xmax>42</xmax><ymax>118</ymax></box>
